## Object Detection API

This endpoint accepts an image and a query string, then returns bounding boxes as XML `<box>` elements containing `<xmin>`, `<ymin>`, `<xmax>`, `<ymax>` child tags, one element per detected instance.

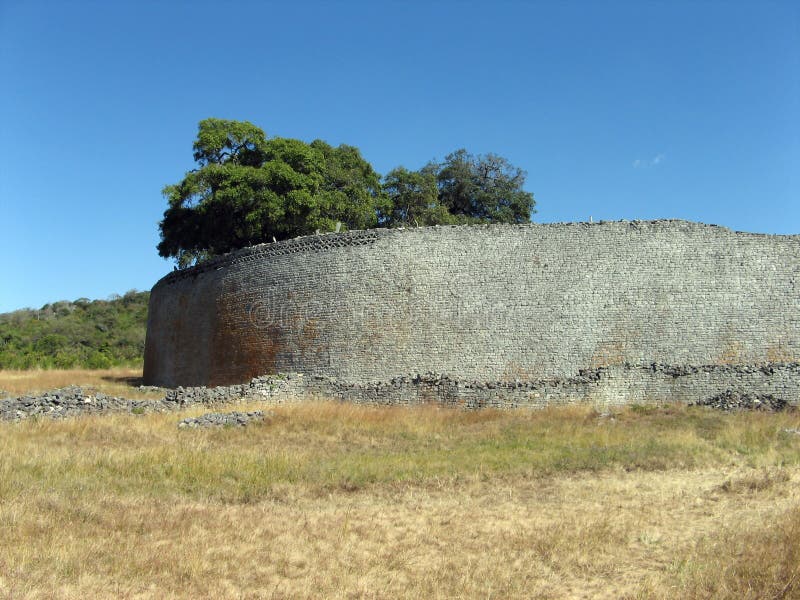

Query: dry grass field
<box><xmin>1</xmin><ymin>370</ymin><xmax>799</xmax><ymax>599</ymax></box>
<box><xmin>0</xmin><ymin>368</ymin><xmax>155</xmax><ymax>399</ymax></box>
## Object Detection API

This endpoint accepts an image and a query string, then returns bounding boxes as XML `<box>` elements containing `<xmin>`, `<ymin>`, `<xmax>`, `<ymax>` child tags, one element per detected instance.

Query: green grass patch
<box><xmin>1</xmin><ymin>402</ymin><xmax>799</xmax><ymax>504</ymax></box>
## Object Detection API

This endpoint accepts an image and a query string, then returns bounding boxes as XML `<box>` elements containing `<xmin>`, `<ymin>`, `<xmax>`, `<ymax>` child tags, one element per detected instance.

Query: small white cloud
<box><xmin>633</xmin><ymin>153</ymin><xmax>666</xmax><ymax>169</ymax></box>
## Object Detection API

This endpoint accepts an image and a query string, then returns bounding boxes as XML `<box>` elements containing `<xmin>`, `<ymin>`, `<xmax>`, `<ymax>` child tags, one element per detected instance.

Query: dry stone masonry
<box><xmin>3</xmin><ymin>369</ymin><xmax>797</xmax><ymax>423</ymax></box>
<box><xmin>0</xmin><ymin>375</ymin><xmax>298</xmax><ymax>422</ymax></box>
<box><xmin>143</xmin><ymin>220</ymin><xmax>800</xmax><ymax>408</ymax></box>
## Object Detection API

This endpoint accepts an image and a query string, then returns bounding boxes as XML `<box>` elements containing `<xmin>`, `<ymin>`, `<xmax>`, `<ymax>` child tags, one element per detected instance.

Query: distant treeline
<box><xmin>0</xmin><ymin>291</ymin><xmax>149</xmax><ymax>369</ymax></box>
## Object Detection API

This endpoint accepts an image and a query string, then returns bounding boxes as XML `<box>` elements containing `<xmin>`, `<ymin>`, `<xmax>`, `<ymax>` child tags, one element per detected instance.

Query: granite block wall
<box><xmin>143</xmin><ymin>220</ymin><xmax>800</xmax><ymax>405</ymax></box>
<box><xmin>302</xmin><ymin>364</ymin><xmax>800</xmax><ymax>409</ymax></box>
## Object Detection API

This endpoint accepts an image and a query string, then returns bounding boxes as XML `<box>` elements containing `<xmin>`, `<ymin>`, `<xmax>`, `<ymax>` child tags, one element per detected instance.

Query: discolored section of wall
<box><xmin>143</xmin><ymin>221</ymin><xmax>800</xmax><ymax>395</ymax></box>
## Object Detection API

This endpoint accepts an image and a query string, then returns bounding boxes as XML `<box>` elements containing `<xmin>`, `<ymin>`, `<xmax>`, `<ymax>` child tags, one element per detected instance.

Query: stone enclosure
<box><xmin>143</xmin><ymin>220</ymin><xmax>800</xmax><ymax>408</ymax></box>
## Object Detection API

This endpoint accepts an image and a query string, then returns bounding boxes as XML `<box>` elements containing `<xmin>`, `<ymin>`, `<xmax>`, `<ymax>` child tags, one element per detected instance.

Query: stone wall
<box><xmin>304</xmin><ymin>363</ymin><xmax>800</xmax><ymax>409</ymax></box>
<box><xmin>143</xmin><ymin>220</ymin><xmax>800</xmax><ymax>405</ymax></box>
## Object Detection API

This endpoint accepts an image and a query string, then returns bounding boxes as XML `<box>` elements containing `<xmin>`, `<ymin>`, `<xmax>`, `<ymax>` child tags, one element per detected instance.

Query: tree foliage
<box><xmin>158</xmin><ymin>119</ymin><xmax>387</xmax><ymax>267</ymax></box>
<box><xmin>381</xmin><ymin>167</ymin><xmax>454</xmax><ymax>226</ymax></box>
<box><xmin>0</xmin><ymin>291</ymin><xmax>149</xmax><ymax>369</ymax></box>
<box><xmin>381</xmin><ymin>150</ymin><xmax>535</xmax><ymax>227</ymax></box>
<box><xmin>158</xmin><ymin>119</ymin><xmax>536</xmax><ymax>266</ymax></box>
<box><xmin>435</xmin><ymin>149</ymin><xmax>535</xmax><ymax>224</ymax></box>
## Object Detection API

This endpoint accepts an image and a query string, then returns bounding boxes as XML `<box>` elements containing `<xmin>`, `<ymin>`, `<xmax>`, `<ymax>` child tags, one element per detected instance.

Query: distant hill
<box><xmin>0</xmin><ymin>291</ymin><xmax>149</xmax><ymax>369</ymax></box>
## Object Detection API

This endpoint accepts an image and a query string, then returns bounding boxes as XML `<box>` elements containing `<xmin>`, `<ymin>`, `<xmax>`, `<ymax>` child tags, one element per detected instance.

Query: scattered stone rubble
<box><xmin>1</xmin><ymin>368</ymin><xmax>797</xmax><ymax>423</ymax></box>
<box><xmin>692</xmin><ymin>390</ymin><xmax>790</xmax><ymax>412</ymax></box>
<box><xmin>0</xmin><ymin>385</ymin><xmax>153</xmax><ymax>421</ymax></box>
<box><xmin>178</xmin><ymin>410</ymin><xmax>269</xmax><ymax>429</ymax></box>
<box><xmin>0</xmin><ymin>374</ymin><xmax>300</xmax><ymax>422</ymax></box>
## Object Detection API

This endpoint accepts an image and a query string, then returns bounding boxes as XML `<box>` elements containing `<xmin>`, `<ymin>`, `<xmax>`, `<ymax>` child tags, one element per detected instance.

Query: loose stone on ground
<box><xmin>1</xmin><ymin>370</ymin><xmax>797</xmax><ymax>423</ymax></box>
<box><xmin>0</xmin><ymin>374</ymin><xmax>298</xmax><ymax>422</ymax></box>
<box><xmin>692</xmin><ymin>390</ymin><xmax>790</xmax><ymax>412</ymax></box>
<box><xmin>177</xmin><ymin>410</ymin><xmax>270</xmax><ymax>429</ymax></box>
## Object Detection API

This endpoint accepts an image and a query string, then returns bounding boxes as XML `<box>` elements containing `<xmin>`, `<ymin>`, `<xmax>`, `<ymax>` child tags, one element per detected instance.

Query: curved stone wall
<box><xmin>143</xmin><ymin>221</ymin><xmax>800</xmax><ymax>392</ymax></box>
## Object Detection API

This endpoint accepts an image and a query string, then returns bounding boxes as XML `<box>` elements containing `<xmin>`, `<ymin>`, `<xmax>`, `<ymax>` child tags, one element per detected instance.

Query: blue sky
<box><xmin>1</xmin><ymin>0</ymin><xmax>798</xmax><ymax>312</ymax></box>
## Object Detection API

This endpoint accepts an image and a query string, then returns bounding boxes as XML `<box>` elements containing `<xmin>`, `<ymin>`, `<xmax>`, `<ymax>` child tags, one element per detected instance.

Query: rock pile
<box><xmin>177</xmin><ymin>411</ymin><xmax>269</xmax><ymax>429</ymax></box>
<box><xmin>0</xmin><ymin>385</ymin><xmax>156</xmax><ymax>421</ymax></box>
<box><xmin>694</xmin><ymin>390</ymin><xmax>789</xmax><ymax>412</ymax></box>
<box><xmin>0</xmin><ymin>374</ymin><xmax>300</xmax><ymax>422</ymax></box>
<box><xmin>2</xmin><ymin>370</ymin><xmax>796</xmax><ymax>422</ymax></box>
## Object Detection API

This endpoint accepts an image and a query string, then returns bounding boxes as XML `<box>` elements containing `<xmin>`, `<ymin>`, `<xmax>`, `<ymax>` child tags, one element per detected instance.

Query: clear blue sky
<box><xmin>1</xmin><ymin>0</ymin><xmax>798</xmax><ymax>312</ymax></box>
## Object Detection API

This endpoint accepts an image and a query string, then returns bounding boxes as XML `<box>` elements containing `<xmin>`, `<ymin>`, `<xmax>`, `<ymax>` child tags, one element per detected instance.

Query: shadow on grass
<box><xmin>101</xmin><ymin>374</ymin><xmax>144</xmax><ymax>387</ymax></box>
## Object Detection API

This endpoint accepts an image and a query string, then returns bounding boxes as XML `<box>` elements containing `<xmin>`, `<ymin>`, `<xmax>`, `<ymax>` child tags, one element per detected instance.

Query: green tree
<box><xmin>381</xmin><ymin>150</ymin><xmax>535</xmax><ymax>228</ymax></box>
<box><xmin>433</xmin><ymin>149</ymin><xmax>535</xmax><ymax>224</ymax></box>
<box><xmin>192</xmin><ymin>118</ymin><xmax>268</xmax><ymax>167</ymax></box>
<box><xmin>158</xmin><ymin>119</ymin><xmax>387</xmax><ymax>267</ymax></box>
<box><xmin>381</xmin><ymin>167</ymin><xmax>454</xmax><ymax>226</ymax></box>
<box><xmin>159</xmin><ymin>119</ymin><xmax>537</xmax><ymax>266</ymax></box>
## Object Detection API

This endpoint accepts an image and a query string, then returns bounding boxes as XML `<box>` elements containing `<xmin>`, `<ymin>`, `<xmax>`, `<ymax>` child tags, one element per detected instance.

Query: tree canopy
<box><xmin>381</xmin><ymin>150</ymin><xmax>536</xmax><ymax>227</ymax></box>
<box><xmin>380</xmin><ymin>166</ymin><xmax>453</xmax><ymax>227</ymax></box>
<box><xmin>158</xmin><ymin>119</ymin><xmax>536</xmax><ymax>267</ymax></box>
<box><xmin>435</xmin><ymin>150</ymin><xmax>535</xmax><ymax>224</ymax></box>
<box><xmin>158</xmin><ymin>119</ymin><xmax>386</xmax><ymax>267</ymax></box>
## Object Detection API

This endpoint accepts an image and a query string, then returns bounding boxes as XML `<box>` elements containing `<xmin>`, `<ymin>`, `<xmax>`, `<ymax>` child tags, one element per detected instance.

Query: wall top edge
<box><xmin>151</xmin><ymin>219</ymin><xmax>799</xmax><ymax>289</ymax></box>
